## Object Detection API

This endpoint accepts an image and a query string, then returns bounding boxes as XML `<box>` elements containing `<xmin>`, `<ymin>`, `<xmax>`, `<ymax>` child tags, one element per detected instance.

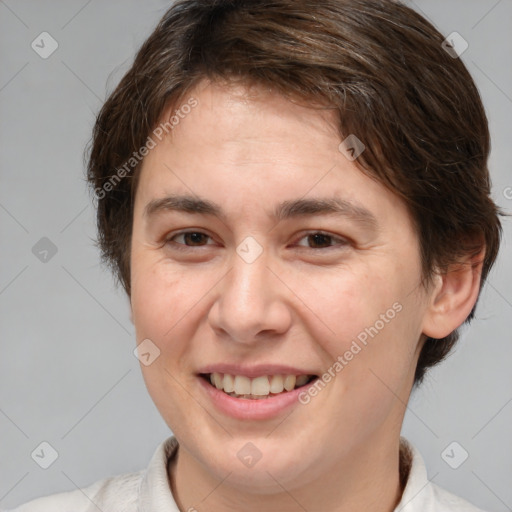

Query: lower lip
<box><xmin>198</xmin><ymin>376</ymin><xmax>313</xmax><ymax>420</ymax></box>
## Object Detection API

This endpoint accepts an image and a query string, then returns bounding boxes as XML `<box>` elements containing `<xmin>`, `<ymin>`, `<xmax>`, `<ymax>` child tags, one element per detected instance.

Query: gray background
<box><xmin>0</xmin><ymin>0</ymin><xmax>511</xmax><ymax>510</ymax></box>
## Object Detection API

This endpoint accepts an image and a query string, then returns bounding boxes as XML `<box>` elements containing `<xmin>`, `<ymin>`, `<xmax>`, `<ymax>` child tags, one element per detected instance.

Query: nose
<box><xmin>207</xmin><ymin>248</ymin><xmax>293</xmax><ymax>345</ymax></box>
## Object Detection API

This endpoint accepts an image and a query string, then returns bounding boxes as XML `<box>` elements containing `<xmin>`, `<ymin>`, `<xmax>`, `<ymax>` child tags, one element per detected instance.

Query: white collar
<box><xmin>139</xmin><ymin>436</ymin><xmax>180</xmax><ymax>511</ymax></box>
<box><xmin>394</xmin><ymin>437</ymin><xmax>433</xmax><ymax>511</ymax></box>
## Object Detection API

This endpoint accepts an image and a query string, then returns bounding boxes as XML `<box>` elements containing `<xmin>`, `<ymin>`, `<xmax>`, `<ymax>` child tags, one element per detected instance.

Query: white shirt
<box><xmin>6</xmin><ymin>436</ymin><xmax>486</xmax><ymax>511</ymax></box>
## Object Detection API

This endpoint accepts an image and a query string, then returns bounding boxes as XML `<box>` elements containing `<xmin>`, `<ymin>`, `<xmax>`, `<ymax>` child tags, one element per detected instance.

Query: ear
<box><xmin>422</xmin><ymin>247</ymin><xmax>485</xmax><ymax>339</ymax></box>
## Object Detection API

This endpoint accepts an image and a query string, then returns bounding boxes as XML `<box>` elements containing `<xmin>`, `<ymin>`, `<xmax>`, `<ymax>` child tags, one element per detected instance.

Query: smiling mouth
<box><xmin>200</xmin><ymin>372</ymin><xmax>317</xmax><ymax>400</ymax></box>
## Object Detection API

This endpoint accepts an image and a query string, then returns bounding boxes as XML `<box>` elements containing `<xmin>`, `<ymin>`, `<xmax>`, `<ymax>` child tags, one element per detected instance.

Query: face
<box><xmin>130</xmin><ymin>80</ymin><xmax>431</xmax><ymax>493</ymax></box>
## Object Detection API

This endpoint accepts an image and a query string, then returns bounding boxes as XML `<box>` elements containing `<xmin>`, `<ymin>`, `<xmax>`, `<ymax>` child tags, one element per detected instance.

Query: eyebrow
<box><xmin>144</xmin><ymin>194</ymin><xmax>378</xmax><ymax>230</ymax></box>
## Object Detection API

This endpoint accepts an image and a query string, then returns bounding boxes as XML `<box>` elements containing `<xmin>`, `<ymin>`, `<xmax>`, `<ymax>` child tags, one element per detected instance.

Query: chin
<box><xmin>194</xmin><ymin>435</ymin><xmax>318</xmax><ymax>493</ymax></box>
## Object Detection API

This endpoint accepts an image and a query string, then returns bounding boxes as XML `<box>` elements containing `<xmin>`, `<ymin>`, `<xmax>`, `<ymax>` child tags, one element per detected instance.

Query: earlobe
<box><xmin>422</xmin><ymin>248</ymin><xmax>485</xmax><ymax>339</ymax></box>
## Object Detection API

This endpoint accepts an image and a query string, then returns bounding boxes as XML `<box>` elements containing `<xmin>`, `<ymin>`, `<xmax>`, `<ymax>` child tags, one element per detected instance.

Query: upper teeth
<box><xmin>209</xmin><ymin>373</ymin><xmax>310</xmax><ymax>396</ymax></box>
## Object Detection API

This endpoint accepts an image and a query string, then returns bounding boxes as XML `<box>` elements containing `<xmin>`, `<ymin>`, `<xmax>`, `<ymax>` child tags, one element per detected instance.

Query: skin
<box><xmin>129</xmin><ymin>79</ymin><xmax>483</xmax><ymax>511</ymax></box>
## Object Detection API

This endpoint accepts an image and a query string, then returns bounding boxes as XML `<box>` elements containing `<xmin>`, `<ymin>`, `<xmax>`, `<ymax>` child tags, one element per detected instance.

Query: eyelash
<box><xmin>165</xmin><ymin>230</ymin><xmax>349</xmax><ymax>251</ymax></box>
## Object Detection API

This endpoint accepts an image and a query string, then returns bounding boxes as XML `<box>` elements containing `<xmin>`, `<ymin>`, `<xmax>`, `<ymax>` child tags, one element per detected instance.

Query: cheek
<box><xmin>131</xmin><ymin>257</ymin><xmax>194</xmax><ymax>335</ymax></box>
<box><xmin>130</xmin><ymin>260</ymin><xmax>224</xmax><ymax>370</ymax></box>
<box><xmin>130</xmin><ymin>263</ymin><xmax>202</xmax><ymax>426</ymax></box>
<box><xmin>306</xmin><ymin>268</ymin><xmax>396</xmax><ymax>356</ymax></box>
<box><xmin>310</xmin><ymin>264</ymin><xmax>422</xmax><ymax>396</ymax></box>
<box><xmin>131</xmin><ymin>262</ymin><xmax>194</xmax><ymax>383</ymax></box>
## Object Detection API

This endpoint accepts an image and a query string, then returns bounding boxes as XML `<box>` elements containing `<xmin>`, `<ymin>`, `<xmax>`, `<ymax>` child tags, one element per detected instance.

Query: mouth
<box><xmin>199</xmin><ymin>372</ymin><xmax>317</xmax><ymax>400</ymax></box>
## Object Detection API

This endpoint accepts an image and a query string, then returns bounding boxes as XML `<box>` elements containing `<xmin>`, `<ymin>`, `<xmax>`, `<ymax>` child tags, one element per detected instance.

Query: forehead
<box><xmin>158</xmin><ymin>79</ymin><xmax>340</xmax><ymax>158</ymax></box>
<box><xmin>134</xmin><ymin>80</ymin><xmax>413</xmax><ymax>233</ymax></box>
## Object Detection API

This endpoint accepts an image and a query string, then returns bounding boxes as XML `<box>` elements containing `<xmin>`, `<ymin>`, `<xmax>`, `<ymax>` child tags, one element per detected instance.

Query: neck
<box><xmin>168</xmin><ymin>436</ymin><xmax>410</xmax><ymax>512</ymax></box>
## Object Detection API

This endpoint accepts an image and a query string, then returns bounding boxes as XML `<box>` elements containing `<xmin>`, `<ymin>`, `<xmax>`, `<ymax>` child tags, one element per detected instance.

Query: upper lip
<box><xmin>197</xmin><ymin>364</ymin><xmax>317</xmax><ymax>378</ymax></box>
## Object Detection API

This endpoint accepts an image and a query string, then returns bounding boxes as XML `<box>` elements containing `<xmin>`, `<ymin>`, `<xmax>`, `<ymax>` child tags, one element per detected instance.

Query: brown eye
<box><xmin>307</xmin><ymin>233</ymin><xmax>334</xmax><ymax>248</ymax></box>
<box><xmin>170</xmin><ymin>232</ymin><xmax>212</xmax><ymax>246</ymax></box>
<box><xmin>296</xmin><ymin>232</ymin><xmax>348</xmax><ymax>249</ymax></box>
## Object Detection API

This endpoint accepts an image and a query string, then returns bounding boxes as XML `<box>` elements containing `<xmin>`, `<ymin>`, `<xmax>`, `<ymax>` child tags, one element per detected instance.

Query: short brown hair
<box><xmin>87</xmin><ymin>0</ymin><xmax>502</xmax><ymax>385</ymax></box>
